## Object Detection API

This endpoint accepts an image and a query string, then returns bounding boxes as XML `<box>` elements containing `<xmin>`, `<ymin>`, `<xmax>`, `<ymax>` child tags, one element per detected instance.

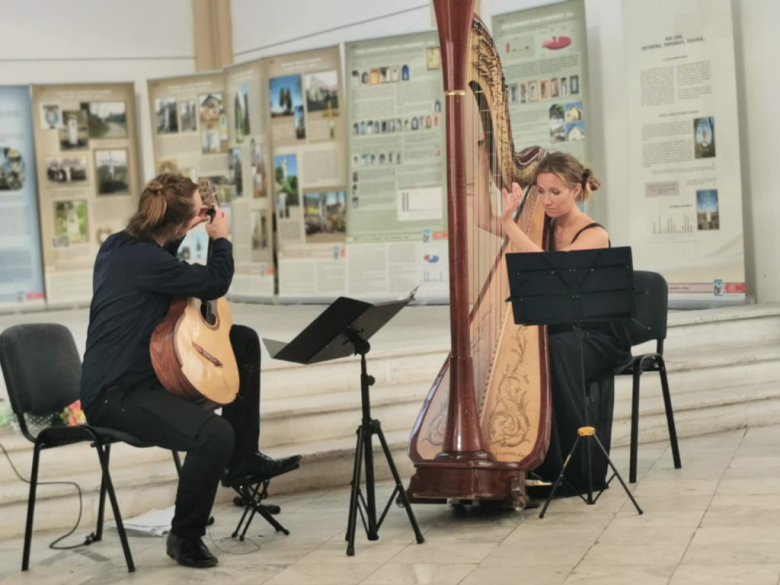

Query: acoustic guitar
<box><xmin>150</xmin><ymin>178</ymin><xmax>239</xmax><ymax>406</ymax></box>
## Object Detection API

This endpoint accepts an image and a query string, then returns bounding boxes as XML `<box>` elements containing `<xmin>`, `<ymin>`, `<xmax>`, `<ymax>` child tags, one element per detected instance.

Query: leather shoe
<box><xmin>166</xmin><ymin>532</ymin><xmax>218</xmax><ymax>568</ymax></box>
<box><xmin>222</xmin><ymin>452</ymin><xmax>302</xmax><ymax>487</ymax></box>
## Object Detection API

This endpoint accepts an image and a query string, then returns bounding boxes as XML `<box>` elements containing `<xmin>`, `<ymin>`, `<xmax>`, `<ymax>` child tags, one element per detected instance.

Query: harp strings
<box><xmin>466</xmin><ymin>19</ymin><xmax>507</xmax><ymax>411</ymax></box>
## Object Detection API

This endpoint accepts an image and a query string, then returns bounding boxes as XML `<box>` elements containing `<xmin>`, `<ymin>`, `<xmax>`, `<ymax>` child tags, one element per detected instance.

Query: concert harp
<box><xmin>406</xmin><ymin>0</ymin><xmax>552</xmax><ymax>509</ymax></box>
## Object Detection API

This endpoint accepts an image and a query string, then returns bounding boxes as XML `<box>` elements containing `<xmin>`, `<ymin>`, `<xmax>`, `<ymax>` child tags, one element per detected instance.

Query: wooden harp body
<box><xmin>406</xmin><ymin>0</ymin><xmax>552</xmax><ymax>508</ymax></box>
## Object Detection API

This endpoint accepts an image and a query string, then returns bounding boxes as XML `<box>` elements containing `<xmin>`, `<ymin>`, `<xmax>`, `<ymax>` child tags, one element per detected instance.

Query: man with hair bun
<box><xmin>81</xmin><ymin>173</ymin><xmax>301</xmax><ymax>568</ymax></box>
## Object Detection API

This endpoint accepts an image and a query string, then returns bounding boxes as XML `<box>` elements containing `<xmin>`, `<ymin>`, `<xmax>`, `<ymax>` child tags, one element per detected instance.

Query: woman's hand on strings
<box><xmin>500</xmin><ymin>182</ymin><xmax>524</xmax><ymax>225</ymax></box>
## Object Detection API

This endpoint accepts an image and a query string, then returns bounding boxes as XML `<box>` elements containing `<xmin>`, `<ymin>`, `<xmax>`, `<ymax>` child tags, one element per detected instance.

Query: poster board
<box><xmin>266</xmin><ymin>46</ymin><xmax>349</xmax><ymax>299</ymax></box>
<box><xmin>493</xmin><ymin>0</ymin><xmax>591</xmax><ymax>163</ymax></box>
<box><xmin>345</xmin><ymin>31</ymin><xmax>448</xmax><ymax>301</ymax></box>
<box><xmin>0</xmin><ymin>86</ymin><xmax>45</xmax><ymax>312</ymax></box>
<box><xmin>147</xmin><ymin>72</ymin><xmax>234</xmax><ymax>272</ymax></box>
<box><xmin>623</xmin><ymin>0</ymin><xmax>745</xmax><ymax>306</ymax></box>
<box><xmin>224</xmin><ymin>59</ymin><xmax>276</xmax><ymax>299</ymax></box>
<box><xmin>31</xmin><ymin>83</ymin><xmax>140</xmax><ymax>308</ymax></box>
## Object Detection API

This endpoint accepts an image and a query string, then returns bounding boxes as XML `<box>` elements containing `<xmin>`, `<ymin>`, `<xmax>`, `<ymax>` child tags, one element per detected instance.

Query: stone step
<box><xmin>260</xmin><ymin>345</ymin><xmax>447</xmax><ymax>401</ymax></box>
<box><xmin>261</xmin><ymin>382</ymin><xmax>429</xmax><ymax>447</ymax></box>
<box><xmin>612</xmin><ymin>380</ymin><xmax>780</xmax><ymax>445</ymax></box>
<box><xmin>0</xmin><ymin>429</ymin><xmax>413</xmax><ymax>541</ymax></box>
<box><xmin>615</xmin><ymin>342</ymin><xmax>780</xmax><ymax>396</ymax></box>
<box><xmin>644</xmin><ymin>304</ymin><xmax>780</xmax><ymax>354</ymax></box>
<box><xmin>258</xmin><ymin>305</ymin><xmax>780</xmax><ymax>401</ymax></box>
<box><xmin>3</xmin><ymin>338</ymin><xmax>776</xmax><ymax>489</ymax></box>
<box><xmin>4</xmin><ymin>376</ymin><xmax>780</xmax><ymax>540</ymax></box>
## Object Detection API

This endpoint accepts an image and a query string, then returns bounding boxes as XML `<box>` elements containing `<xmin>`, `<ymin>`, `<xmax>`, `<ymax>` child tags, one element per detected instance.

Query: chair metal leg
<box><xmin>172</xmin><ymin>451</ymin><xmax>182</xmax><ymax>476</ymax></box>
<box><xmin>630</xmin><ymin>368</ymin><xmax>642</xmax><ymax>484</ymax></box>
<box><xmin>95</xmin><ymin>443</ymin><xmax>135</xmax><ymax>572</ymax></box>
<box><xmin>658</xmin><ymin>357</ymin><xmax>682</xmax><ymax>470</ymax></box>
<box><xmin>22</xmin><ymin>444</ymin><xmax>42</xmax><ymax>571</ymax></box>
<box><xmin>95</xmin><ymin>443</ymin><xmax>111</xmax><ymax>542</ymax></box>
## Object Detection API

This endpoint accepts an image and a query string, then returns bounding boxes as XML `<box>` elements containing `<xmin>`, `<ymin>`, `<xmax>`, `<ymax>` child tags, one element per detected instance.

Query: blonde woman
<box><xmin>500</xmin><ymin>152</ymin><xmax>631</xmax><ymax>498</ymax></box>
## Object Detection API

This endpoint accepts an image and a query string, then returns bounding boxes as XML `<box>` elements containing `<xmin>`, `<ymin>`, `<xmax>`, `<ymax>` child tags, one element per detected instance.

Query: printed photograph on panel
<box><xmin>565</xmin><ymin>102</ymin><xmax>583</xmax><ymax>122</ymax></box>
<box><xmin>540</xmin><ymin>80</ymin><xmax>550</xmax><ymax>100</ymax></box>
<box><xmin>155</xmin><ymin>97</ymin><xmax>178</xmax><ymax>134</ymax></box>
<box><xmin>550</xmin><ymin>123</ymin><xmax>566</xmax><ymax>143</ymax></box>
<box><xmin>40</xmin><ymin>103</ymin><xmax>62</xmax><ymax>129</ymax></box>
<box><xmin>234</xmin><ymin>83</ymin><xmax>251</xmax><ymax>143</ymax></box>
<box><xmin>46</xmin><ymin>156</ymin><xmax>87</xmax><ymax>185</ymax></box>
<box><xmin>94</xmin><ymin>149</ymin><xmax>129</xmax><ymax>195</ymax></box>
<box><xmin>694</xmin><ymin>117</ymin><xmax>716</xmax><ymax>159</ymax></box>
<box><xmin>566</xmin><ymin>121</ymin><xmax>585</xmax><ymax>141</ymax></box>
<box><xmin>294</xmin><ymin>105</ymin><xmax>306</xmax><ymax>140</ymax></box>
<box><xmin>0</xmin><ymin>148</ymin><xmax>26</xmax><ymax>190</ymax></box>
<box><xmin>250</xmin><ymin>139</ymin><xmax>266</xmax><ymax>198</ymax></box>
<box><xmin>426</xmin><ymin>46</ymin><xmax>441</xmax><ymax>70</ymax></box>
<box><xmin>304</xmin><ymin>70</ymin><xmax>339</xmax><ymax>113</ymax></box>
<box><xmin>269</xmin><ymin>75</ymin><xmax>303</xmax><ymax>118</ymax></box>
<box><xmin>229</xmin><ymin>147</ymin><xmax>243</xmax><ymax>198</ymax></box>
<box><xmin>251</xmin><ymin>210</ymin><xmax>269</xmax><ymax>262</ymax></box>
<box><xmin>697</xmin><ymin>189</ymin><xmax>719</xmax><ymax>230</ymax></box>
<box><xmin>59</xmin><ymin>110</ymin><xmax>89</xmax><ymax>150</ymax></box>
<box><xmin>179</xmin><ymin>100</ymin><xmax>198</xmax><ymax>132</ymax></box>
<box><xmin>206</xmin><ymin>175</ymin><xmax>231</xmax><ymax>203</ymax></box>
<box><xmin>54</xmin><ymin>200</ymin><xmax>88</xmax><ymax>244</ymax></box>
<box><xmin>528</xmin><ymin>81</ymin><xmax>538</xmax><ymax>102</ymax></box>
<box><xmin>83</xmin><ymin>102</ymin><xmax>127</xmax><ymax>139</ymax></box>
<box><xmin>304</xmin><ymin>191</ymin><xmax>346</xmax><ymax>243</ymax></box>
<box><xmin>274</xmin><ymin>153</ymin><xmax>299</xmax><ymax>219</ymax></box>
<box><xmin>199</xmin><ymin>93</ymin><xmax>228</xmax><ymax>154</ymax></box>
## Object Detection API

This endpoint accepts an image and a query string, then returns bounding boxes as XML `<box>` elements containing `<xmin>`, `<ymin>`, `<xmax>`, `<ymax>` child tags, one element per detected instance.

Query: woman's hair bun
<box><xmin>582</xmin><ymin>168</ymin><xmax>601</xmax><ymax>197</ymax></box>
<box><xmin>147</xmin><ymin>180</ymin><xmax>164</xmax><ymax>196</ymax></box>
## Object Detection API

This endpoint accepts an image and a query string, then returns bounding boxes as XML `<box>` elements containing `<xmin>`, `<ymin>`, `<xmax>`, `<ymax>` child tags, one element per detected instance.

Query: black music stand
<box><xmin>263</xmin><ymin>292</ymin><xmax>425</xmax><ymax>556</ymax></box>
<box><xmin>505</xmin><ymin>247</ymin><xmax>643</xmax><ymax>518</ymax></box>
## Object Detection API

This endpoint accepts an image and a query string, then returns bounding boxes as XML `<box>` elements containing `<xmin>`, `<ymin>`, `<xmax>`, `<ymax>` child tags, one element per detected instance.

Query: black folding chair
<box><xmin>618</xmin><ymin>271</ymin><xmax>683</xmax><ymax>483</ymax></box>
<box><xmin>0</xmin><ymin>323</ymin><xmax>183</xmax><ymax>573</ymax></box>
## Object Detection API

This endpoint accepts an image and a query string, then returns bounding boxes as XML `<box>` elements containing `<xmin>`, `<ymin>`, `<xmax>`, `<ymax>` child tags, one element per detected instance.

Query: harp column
<box><xmin>434</xmin><ymin>0</ymin><xmax>491</xmax><ymax>463</ymax></box>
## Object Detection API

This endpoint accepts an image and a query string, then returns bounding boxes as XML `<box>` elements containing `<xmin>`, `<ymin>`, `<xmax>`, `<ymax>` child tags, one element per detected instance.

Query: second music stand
<box><xmin>264</xmin><ymin>293</ymin><xmax>425</xmax><ymax>556</ymax></box>
<box><xmin>505</xmin><ymin>247</ymin><xmax>643</xmax><ymax>517</ymax></box>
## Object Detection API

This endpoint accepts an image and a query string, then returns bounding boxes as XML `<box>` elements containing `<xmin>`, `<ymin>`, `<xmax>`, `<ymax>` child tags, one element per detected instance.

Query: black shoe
<box><xmin>222</xmin><ymin>452</ymin><xmax>302</xmax><ymax>487</ymax></box>
<box><xmin>166</xmin><ymin>532</ymin><xmax>218</xmax><ymax>568</ymax></box>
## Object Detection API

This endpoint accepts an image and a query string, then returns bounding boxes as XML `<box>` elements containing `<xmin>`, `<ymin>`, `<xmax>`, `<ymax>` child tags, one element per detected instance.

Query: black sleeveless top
<box><xmin>547</xmin><ymin>222</ymin><xmax>631</xmax><ymax>361</ymax></box>
<box><xmin>549</xmin><ymin>222</ymin><xmax>609</xmax><ymax>251</ymax></box>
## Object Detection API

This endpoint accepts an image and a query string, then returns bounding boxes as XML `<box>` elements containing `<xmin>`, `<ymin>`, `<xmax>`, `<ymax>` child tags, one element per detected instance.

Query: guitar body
<box><xmin>151</xmin><ymin>296</ymin><xmax>239</xmax><ymax>406</ymax></box>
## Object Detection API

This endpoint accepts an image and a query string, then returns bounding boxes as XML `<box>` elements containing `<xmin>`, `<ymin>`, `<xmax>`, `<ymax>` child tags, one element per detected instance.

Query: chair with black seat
<box><xmin>0</xmin><ymin>323</ymin><xmax>183</xmax><ymax>573</ymax></box>
<box><xmin>619</xmin><ymin>270</ymin><xmax>683</xmax><ymax>483</ymax></box>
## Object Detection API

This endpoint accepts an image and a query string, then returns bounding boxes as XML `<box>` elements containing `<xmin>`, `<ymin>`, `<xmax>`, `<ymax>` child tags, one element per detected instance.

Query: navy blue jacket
<box><xmin>80</xmin><ymin>231</ymin><xmax>233</xmax><ymax>411</ymax></box>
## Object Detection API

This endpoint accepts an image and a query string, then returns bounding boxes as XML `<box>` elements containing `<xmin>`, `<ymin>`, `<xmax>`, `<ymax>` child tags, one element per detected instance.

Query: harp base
<box><xmin>406</xmin><ymin>464</ymin><xmax>528</xmax><ymax>510</ymax></box>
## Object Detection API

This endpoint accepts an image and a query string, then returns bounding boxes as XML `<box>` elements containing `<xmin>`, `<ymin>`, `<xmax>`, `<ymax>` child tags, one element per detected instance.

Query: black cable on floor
<box><xmin>0</xmin><ymin>441</ymin><xmax>94</xmax><ymax>550</ymax></box>
<box><xmin>205</xmin><ymin>523</ymin><xmax>261</xmax><ymax>555</ymax></box>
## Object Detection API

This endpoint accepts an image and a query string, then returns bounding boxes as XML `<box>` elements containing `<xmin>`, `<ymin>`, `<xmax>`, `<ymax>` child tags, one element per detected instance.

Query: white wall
<box><xmin>0</xmin><ymin>0</ymin><xmax>198</xmax><ymax>183</ymax></box>
<box><xmin>232</xmin><ymin>0</ymin><xmax>780</xmax><ymax>304</ymax></box>
<box><xmin>0</xmin><ymin>0</ymin><xmax>775</xmax><ymax>301</ymax></box>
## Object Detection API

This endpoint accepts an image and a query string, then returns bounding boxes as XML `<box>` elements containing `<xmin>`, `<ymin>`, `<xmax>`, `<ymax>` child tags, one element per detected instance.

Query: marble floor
<box><xmin>2</xmin><ymin>425</ymin><xmax>780</xmax><ymax>585</ymax></box>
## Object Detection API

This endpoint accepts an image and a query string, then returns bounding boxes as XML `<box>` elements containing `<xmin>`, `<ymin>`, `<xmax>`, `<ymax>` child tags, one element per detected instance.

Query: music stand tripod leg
<box><xmin>360</xmin><ymin>366</ymin><xmax>380</xmax><ymax>541</ymax></box>
<box><xmin>346</xmin><ymin>423</ymin><xmax>365</xmax><ymax>556</ymax></box>
<box><xmin>539</xmin><ymin>435</ymin><xmax>583</xmax><ymax>519</ymax></box>
<box><xmin>375</xmin><ymin>421</ymin><xmax>425</xmax><ymax>544</ymax></box>
<box><xmin>592</xmin><ymin>433</ymin><xmax>643</xmax><ymax>515</ymax></box>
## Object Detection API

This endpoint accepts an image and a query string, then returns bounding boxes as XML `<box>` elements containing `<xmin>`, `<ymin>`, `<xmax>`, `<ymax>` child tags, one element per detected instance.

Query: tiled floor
<box><xmin>2</xmin><ymin>425</ymin><xmax>780</xmax><ymax>584</ymax></box>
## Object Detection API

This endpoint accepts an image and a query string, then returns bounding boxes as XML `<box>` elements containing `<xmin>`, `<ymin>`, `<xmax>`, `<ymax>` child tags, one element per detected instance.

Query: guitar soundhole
<box><xmin>200</xmin><ymin>301</ymin><xmax>218</xmax><ymax>327</ymax></box>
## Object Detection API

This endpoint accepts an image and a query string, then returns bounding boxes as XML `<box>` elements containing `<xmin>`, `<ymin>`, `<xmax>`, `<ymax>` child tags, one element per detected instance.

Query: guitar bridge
<box><xmin>192</xmin><ymin>342</ymin><xmax>224</xmax><ymax>367</ymax></box>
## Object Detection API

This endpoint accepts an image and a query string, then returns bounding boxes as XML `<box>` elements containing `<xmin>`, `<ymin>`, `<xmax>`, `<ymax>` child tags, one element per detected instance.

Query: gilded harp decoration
<box><xmin>406</xmin><ymin>0</ymin><xmax>552</xmax><ymax>509</ymax></box>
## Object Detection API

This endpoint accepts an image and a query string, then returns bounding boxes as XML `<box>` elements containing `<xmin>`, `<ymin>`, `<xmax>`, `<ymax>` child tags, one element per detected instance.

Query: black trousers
<box><xmin>85</xmin><ymin>325</ymin><xmax>262</xmax><ymax>539</ymax></box>
<box><xmin>532</xmin><ymin>329</ymin><xmax>619</xmax><ymax>496</ymax></box>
